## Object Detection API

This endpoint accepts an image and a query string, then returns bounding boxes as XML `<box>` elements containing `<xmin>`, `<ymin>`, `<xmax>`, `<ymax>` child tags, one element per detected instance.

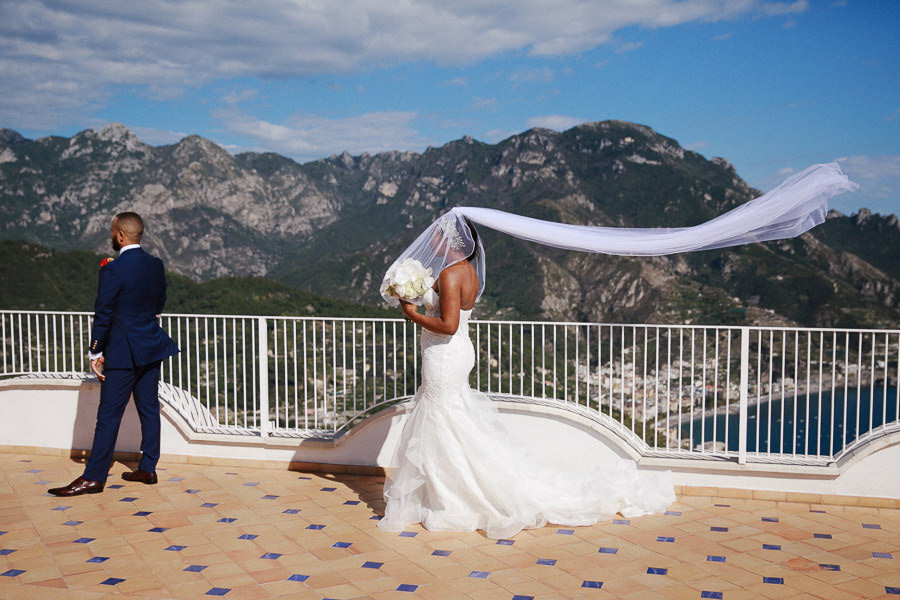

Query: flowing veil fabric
<box><xmin>451</xmin><ymin>163</ymin><xmax>857</xmax><ymax>256</ymax></box>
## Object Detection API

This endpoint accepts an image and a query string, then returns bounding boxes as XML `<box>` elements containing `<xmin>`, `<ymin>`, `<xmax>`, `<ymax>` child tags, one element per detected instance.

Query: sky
<box><xmin>1</xmin><ymin>0</ymin><xmax>897</xmax><ymax>217</ymax></box>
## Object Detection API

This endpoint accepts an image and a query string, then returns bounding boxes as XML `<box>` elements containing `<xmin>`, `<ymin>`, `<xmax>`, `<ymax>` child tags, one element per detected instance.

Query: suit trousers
<box><xmin>82</xmin><ymin>361</ymin><xmax>162</xmax><ymax>482</ymax></box>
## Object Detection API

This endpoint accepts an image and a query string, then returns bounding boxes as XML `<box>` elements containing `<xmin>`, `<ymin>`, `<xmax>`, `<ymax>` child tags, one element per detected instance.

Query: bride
<box><xmin>377</xmin><ymin>163</ymin><xmax>857</xmax><ymax>538</ymax></box>
<box><xmin>378</xmin><ymin>216</ymin><xmax>675</xmax><ymax>539</ymax></box>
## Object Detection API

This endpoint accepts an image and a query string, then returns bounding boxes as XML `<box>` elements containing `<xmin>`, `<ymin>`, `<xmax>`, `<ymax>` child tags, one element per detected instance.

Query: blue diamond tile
<box><xmin>184</xmin><ymin>565</ymin><xmax>208</xmax><ymax>572</ymax></box>
<box><xmin>185</xmin><ymin>489</ymin><xmax>200</xmax><ymax>494</ymax></box>
<box><xmin>101</xmin><ymin>577</ymin><xmax>125</xmax><ymax>585</ymax></box>
<box><xmin>814</xmin><ymin>533</ymin><xmax>832</xmax><ymax>539</ymax></box>
<box><xmin>306</xmin><ymin>524</ymin><xmax>325</xmax><ymax>530</ymax></box>
<box><xmin>73</xmin><ymin>537</ymin><xmax>94</xmax><ymax>544</ymax></box>
<box><xmin>26</xmin><ymin>469</ymin><xmax>43</xmax><ymax>473</ymax></box>
<box><xmin>237</xmin><ymin>534</ymin><xmax>257</xmax><ymax>540</ymax></box>
<box><xmin>261</xmin><ymin>552</ymin><xmax>282</xmax><ymax>560</ymax></box>
<box><xmin>201</xmin><ymin>502</ymin><xmax>218</xmax><ymax>508</ymax></box>
<box><xmin>133</xmin><ymin>511</ymin><xmax>152</xmax><ymax>517</ymax></box>
<box><xmin>886</xmin><ymin>587</ymin><xmax>900</xmax><ymax>595</ymax></box>
<box><xmin>468</xmin><ymin>570</ymin><xmax>489</xmax><ymax>579</ymax></box>
<box><xmin>0</xmin><ymin>532</ymin><xmax>5</xmax><ymax>536</ymax></box>
<box><xmin>512</xmin><ymin>596</ymin><xmax>534</xmax><ymax>600</ymax></box>
<box><xmin>2</xmin><ymin>569</ymin><xmax>25</xmax><ymax>577</ymax></box>
<box><xmin>397</xmin><ymin>584</ymin><xmax>418</xmax><ymax>592</ymax></box>
<box><xmin>86</xmin><ymin>556</ymin><xmax>109</xmax><ymax>563</ymax></box>
<box><xmin>148</xmin><ymin>527</ymin><xmax>168</xmax><ymax>533</ymax></box>
<box><xmin>647</xmin><ymin>567</ymin><xmax>667</xmax><ymax>575</ymax></box>
<box><xmin>431</xmin><ymin>550</ymin><xmax>451</xmax><ymax>557</ymax></box>
<box><xmin>763</xmin><ymin>544</ymin><xmax>781</xmax><ymax>550</ymax></box>
<box><xmin>763</xmin><ymin>577</ymin><xmax>784</xmax><ymax>584</ymax></box>
<box><xmin>344</xmin><ymin>500</ymin><xmax>360</xmax><ymax>505</ymax></box>
<box><xmin>0</xmin><ymin>549</ymin><xmax>16</xmax><ymax>556</ymax></box>
<box><xmin>36</xmin><ymin>481</ymin><xmax>52</xmax><ymax>485</ymax></box>
<box><xmin>536</xmin><ymin>558</ymin><xmax>557</xmax><ymax>566</ymax></box>
<box><xmin>120</xmin><ymin>497</ymin><xmax>138</xmax><ymax>502</ymax></box>
<box><xmin>165</xmin><ymin>545</ymin><xmax>186</xmax><ymax>552</ymax></box>
<box><xmin>810</xmin><ymin>509</ymin><xmax>826</xmax><ymax>513</ymax></box>
<box><xmin>862</xmin><ymin>523</ymin><xmax>881</xmax><ymax>529</ymax></box>
<box><xmin>282</xmin><ymin>509</ymin><xmax>300</xmax><ymax>514</ymax></box>
<box><xmin>598</xmin><ymin>547</ymin><xmax>618</xmax><ymax>554</ymax></box>
<box><xmin>872</xmin><ymin>552</ymin><xmax>893</xmax><ymax>559</ymax></box>
<box><xmin>582</xmin><ymin>580</ymin><xmax>603</xmax><ymax>589</ymax></box>
<box><xmin>107</xmin><ymin>484</ymin><xmax>124</xmax><ymax>489</ymax></box>
<box><xmin>262</xmin><ymin>495</ymin><xmax>278</xmax><ymax>500</ymax></box>
<box><xmin>613</xmin><ymin>519</ymin><xmax>629</xmax><ymax>525</ymax></box>
<box><xmin>665</xmin><ymin>511</ymin><xmax>681</xmax><ymax>516</ymax></box>
<box><xmin>287</xmin><ymin>574</ymin><xmax>309</xmax><ymax>582</ymax></box>
<box><xmin>332</xmin><ymin>542</ymin><xmax>352</xmax><ymax>548</ymax></box>
<box><xmin>206</xmin><ymin>588</ymin><xmax>230</xmax><ymax>596</ymax></box>
<box><xmin>63</xmin><ymin>520</ymin><xmax>83</xmax><ymax>526</ymax></box>
<box><xmin>819</xmin><ymin>564</ymin><xmax>841</xmax><ymax>571</ymax></box>
<box><xmin>361</xmin><ymin>561</ymin><xmax>383</xmax><ymax>569</ymax></box>
<box><xmin>701</xmin><ymin>592</ymin><xmax>723</xmax><ymax>599</ymax></box>
<box><xmin>707</xmin><ymin>555</ymin><xmax>726</xmax><ymax>562</ymax></box>
<box><xmin>657</xmin><ymin>536</ymin><xmax>675</xmax><ymax>542</ymax></box>
<box><xmin>370</xmin><ymin>515</ymin><xmax>381</xmax><ymax>520</ymax></box>
<box><xmin>321</xmin><ymin>487</ymin><xmax>336</xmax><ymax>492</ymax></box>
<box><xmin>297</xmin><ymin>476</ymin><xmax>311</xmax><ymax>480</ymax></box>
<box><xmin>218</xmin><ymin>518</ymin><xmax>237</xmax><ymax>523</ymax></box>
<box><xmin>242</xmin><ymin>482</ymin><xmax>259</xmax><ymax>487</ymax></box>
<box><xmin>51</xmin><ymin>505</ymin><xmax>71</xmax><ymax>511</ymax></box>
<box><xmin>168</xmin><ymin>477</ymin><xmax>185</xmax><ymax>482</ymax></box>
<box><xmin>710</xmin><ymin>526</ymin><xmax>728</xmax><ymax>532</ymax></box>
<box><xmin>497</xmin><ymin>539</ymin><xmax>514</xmax><ymax>545</ymax></box>
<box><xmin>399</xmin><ymin>531</ymin><xmax>417</xmax><ymax>537</ymax></box>
<box><xmin>557</xmin><ymin>529</ymin><xmax>574</xmax><ymax>535</ymax></box>
<box><xmin>762</xmin><ymin>517</ymin><xmax>779</xmax><ymax>522</ymax></box>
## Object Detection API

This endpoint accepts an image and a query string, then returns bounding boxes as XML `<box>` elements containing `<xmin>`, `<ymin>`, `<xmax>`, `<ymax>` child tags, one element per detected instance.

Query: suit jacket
<box><xmin>89</xmin><ymin>247</ymin><xmax>179</xmax><ymax>369</ymax></box>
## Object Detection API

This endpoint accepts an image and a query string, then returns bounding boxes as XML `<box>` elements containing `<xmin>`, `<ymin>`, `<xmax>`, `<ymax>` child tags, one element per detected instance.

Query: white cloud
<box><xmin>509</xmin><ymin>67</ymin><xmax>554</xmax><ymax>83</ymax></box>
<box><xmin>684</xmin><ymin>141</ymin><xmax>709</xmax><ymax>151</ymax></box>
<box><xmin>615</xmin><ymin>41</ymin><xmax>645</xmax><ymax>54</ymax></box>
<box><xmin>129</xmin><ymin>126</ymin><xmax>190</xmax><ymax>147</ymax></box>
<box><xmin>213</xmin><ymin>108</ymin><xmax>433</xmax><ymax>162</ymax></box>
<box><xmin>526</xmin><ymin>115</ymin><xmax>582</xmax><ymax>131</ymax></box>
<box><xmin>0</xmin><ymin>0</ymin><xmax>812</xmax><ymax>128</ymax></box>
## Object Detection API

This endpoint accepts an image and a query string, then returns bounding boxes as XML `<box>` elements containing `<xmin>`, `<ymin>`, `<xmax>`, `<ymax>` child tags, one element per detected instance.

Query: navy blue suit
<box><xmin>83</xmin><ymin>247</ymin><xmax>179</xmax><ymax>482</ymax></box>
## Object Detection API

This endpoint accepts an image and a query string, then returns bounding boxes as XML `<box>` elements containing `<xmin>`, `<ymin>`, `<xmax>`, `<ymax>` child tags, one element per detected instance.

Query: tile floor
<box><xmin>1</xmin><ymin>452</ymin><xmax>898</xmax><ymax>599</ymax></box>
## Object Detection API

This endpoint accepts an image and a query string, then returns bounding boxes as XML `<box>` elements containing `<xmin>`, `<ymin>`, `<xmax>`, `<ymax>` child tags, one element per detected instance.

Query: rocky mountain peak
<box><xmin>0</xmin><ymin>129</ymin><xmax>28</xmax><ymax>147</ymax></box>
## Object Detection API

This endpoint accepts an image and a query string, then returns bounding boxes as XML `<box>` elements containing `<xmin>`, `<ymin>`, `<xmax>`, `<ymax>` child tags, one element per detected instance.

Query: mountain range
<box><xmin>1</xmin><ymin>122</ymin><xmax>897</xmax><ymax>328</ymax></box>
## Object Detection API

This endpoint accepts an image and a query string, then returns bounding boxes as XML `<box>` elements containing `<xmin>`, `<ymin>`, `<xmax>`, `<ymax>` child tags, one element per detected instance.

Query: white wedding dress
<box><xmin>378</xmin><ymin>292</ymin><xmax>676</xmax><ymax>539</ymax></box>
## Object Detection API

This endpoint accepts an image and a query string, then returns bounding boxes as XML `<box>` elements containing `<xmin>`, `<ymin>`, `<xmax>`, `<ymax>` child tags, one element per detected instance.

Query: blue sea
<box><xmin>682</xmin><ymin>387</ymin><xmax>899</xmax><ymax>455</ymax></box>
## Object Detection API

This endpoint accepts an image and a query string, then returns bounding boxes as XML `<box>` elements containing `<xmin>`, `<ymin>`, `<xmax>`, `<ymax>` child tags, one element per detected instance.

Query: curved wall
<box><xmin>2</xmin><ymin>376</ymin><xmax>898</xmax><ymax>500</ymax></box>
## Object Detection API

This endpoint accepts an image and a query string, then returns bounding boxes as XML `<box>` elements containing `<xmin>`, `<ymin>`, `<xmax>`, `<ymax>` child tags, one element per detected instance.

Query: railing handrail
<box><xmin>3</xmin><ymin>309</ymin><xmax>899</xmax><ymax>335</ymax></box>
<box><xmin>2</xmin><ymin>309</ymin><xmax>898</xmax><ymax>466</ymax></box>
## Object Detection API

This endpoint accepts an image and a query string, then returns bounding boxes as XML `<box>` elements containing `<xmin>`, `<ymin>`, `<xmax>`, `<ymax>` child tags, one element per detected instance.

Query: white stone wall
<box><xmin>1</xmin><ymin>377</ymin><xmax>898</xmax><ymax>499</ymax></box>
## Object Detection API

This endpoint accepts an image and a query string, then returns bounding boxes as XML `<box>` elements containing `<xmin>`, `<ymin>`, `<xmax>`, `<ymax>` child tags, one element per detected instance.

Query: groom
<box><xmin>50</xmin><ymin>212</ymin><xmax>179</xmax><ymax>497</ymax></box>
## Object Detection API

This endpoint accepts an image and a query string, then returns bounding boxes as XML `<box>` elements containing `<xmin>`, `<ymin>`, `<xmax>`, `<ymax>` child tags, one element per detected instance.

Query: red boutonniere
<box><xmin>100</xmin><ymin>257</ymin><xmax>115</xmax><ymax>268</ymax></box>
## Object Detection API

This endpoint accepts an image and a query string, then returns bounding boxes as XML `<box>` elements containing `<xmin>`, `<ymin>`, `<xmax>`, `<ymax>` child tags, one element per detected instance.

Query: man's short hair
<box><xmin>115</xmin><ymin>212</ymin><xmax>144</xmax><ymax>240</ymax></box>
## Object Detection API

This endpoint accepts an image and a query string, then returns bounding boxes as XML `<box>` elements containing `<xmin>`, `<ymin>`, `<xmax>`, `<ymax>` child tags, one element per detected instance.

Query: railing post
<box><xmin>738</xmin><ymin>327</ymin><xmax>750</xmax><ymax>465</ymax></box>
<box><xmin>258</xmin><ymin>317</ymin><xmax>270</xmax><ymax>437</ymax></box>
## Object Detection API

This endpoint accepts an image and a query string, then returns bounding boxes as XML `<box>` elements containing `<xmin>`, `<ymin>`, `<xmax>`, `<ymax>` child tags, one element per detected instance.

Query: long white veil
<box><xmin>381</xmin><ymin>162</ymin><xmax>857</xmax><ymax>304</ymax></box>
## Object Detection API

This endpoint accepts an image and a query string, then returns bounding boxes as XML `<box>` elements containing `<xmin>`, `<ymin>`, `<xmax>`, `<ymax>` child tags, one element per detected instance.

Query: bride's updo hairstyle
<box><xmin>381</xmin><ymin>208</ymin><xmax>486</xmax><ymax>306</ymax></box>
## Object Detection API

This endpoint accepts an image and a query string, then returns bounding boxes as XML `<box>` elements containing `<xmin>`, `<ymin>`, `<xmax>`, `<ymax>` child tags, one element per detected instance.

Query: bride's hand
<box><xmin>399</xmin><ymin>299</ymin><xmax>416</xmax><ymax>320</ymax></box>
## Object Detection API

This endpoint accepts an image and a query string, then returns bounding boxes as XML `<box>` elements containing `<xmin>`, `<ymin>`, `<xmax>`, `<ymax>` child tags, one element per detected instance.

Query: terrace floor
<box><xmin>1</xmin><ymin>452</ymin><xmax>898</xmax><ymax>600</ymax></box>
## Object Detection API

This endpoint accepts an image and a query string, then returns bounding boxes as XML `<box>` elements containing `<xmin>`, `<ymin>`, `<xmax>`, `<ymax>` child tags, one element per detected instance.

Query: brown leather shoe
<box><xmin>48</xmin><ymin>477</ymin><xmax>104</xmax><ymax>497</ymax></box>
<box><xmin>121</xmin><ymin>469</ymin><xmax>158</xmax><ymax>485</ymax></box>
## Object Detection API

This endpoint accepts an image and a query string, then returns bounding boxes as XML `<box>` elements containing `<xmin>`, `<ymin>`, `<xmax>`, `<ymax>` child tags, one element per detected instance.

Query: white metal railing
<box><xmin>2</xmin><ymin>310</ymin><xmax>898</xmax><ymax>464</ymax></box>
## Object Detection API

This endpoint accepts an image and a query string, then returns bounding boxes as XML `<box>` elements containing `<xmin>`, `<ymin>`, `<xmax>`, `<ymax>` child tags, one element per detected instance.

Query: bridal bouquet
<box><xmin>381</xmin><ymin>258</ymin><xmax>435</xmax><ymax>307</ymax></box>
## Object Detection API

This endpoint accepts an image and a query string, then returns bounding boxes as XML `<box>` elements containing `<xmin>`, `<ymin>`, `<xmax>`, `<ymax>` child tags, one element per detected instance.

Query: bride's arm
<box><xmin>400</xmin><ymin>268</ymin><xmax>463</xmax><ymax>335</ymax></box>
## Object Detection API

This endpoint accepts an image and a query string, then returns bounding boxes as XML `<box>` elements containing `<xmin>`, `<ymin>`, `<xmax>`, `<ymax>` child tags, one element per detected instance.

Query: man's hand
<box><xmin>90</xmin><ymin>356</ymin><xmax>106</xmax><ymax>382</ymax></box>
